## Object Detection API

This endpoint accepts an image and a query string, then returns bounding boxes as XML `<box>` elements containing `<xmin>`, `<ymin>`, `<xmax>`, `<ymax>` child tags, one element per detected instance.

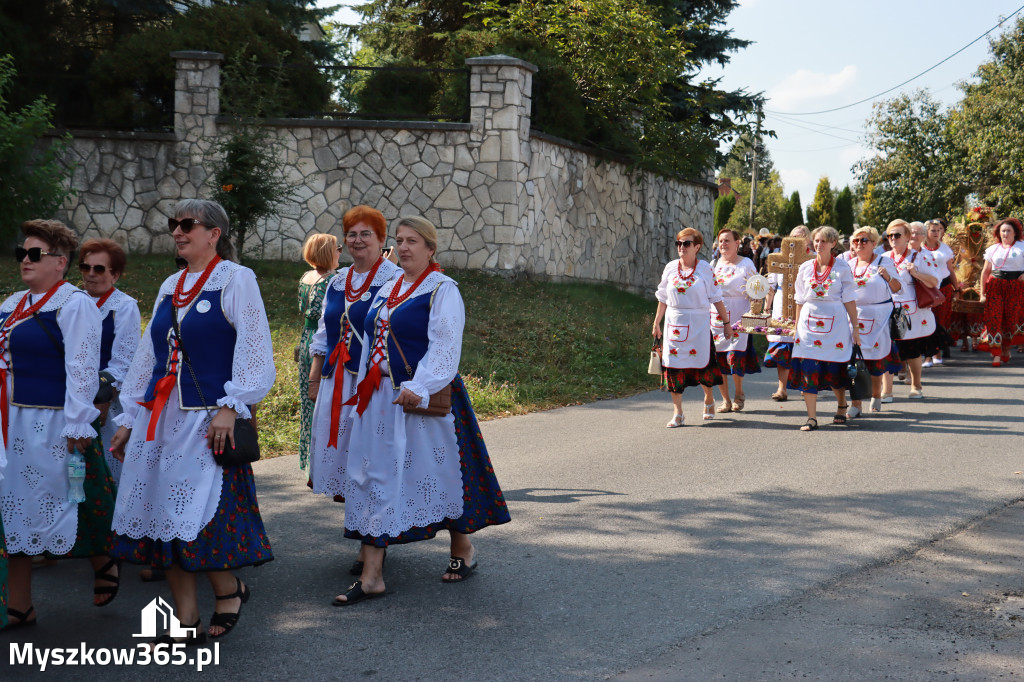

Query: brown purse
<box><xmin>910</xmin><ymin>252</ymin><xmax>946</xmax><ymax>309</ymax></box>
<box><xmin>389</xmin><ymin>332</ymin><xmax>452</xmax><ymax>417</ymax></box>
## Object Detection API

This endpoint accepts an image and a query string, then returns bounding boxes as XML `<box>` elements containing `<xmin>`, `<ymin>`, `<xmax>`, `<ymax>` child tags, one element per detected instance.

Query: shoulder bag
<box><xmin>171</xmin><ymin>311</ymin><xmax>260</xmax><ymax>467</ymax></box>
<box><xmin>389</xmin><ymin>331</ymin><xmax>452</xmax><ymax>417</ymax></box>
<box><xmin>910</xmin><ymin>251</ymin><xmax>946</xmax><ymax>309</ymax></box>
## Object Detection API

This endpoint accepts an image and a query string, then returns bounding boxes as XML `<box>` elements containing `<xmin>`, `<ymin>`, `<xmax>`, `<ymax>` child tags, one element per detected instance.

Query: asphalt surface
<box><xmin>6</xmin><ymin>350</ymin><xmax>1024</xmax><ymax>680</ymax></box>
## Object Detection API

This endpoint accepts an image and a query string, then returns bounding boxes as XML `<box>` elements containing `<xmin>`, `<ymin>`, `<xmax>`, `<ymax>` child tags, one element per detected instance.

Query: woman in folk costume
<box><xmin>789</xmin><ymin>226</ymin><xmax>861</xmax><ymax>431</ymax></box>
<box><xmin>763</xmin><ymin>226</ymin><xmax>810</xmax><ymax>402</ymax></box>
<box><xmin>883</xmin><ymin>220</ymin><xmax>942</xmax><ymax>400</ymax></box>
<box><xmin>653</xmin><ymin>227</ymin><xmax>733</xmax><ymax>427</ymax></box>
<box><xmin>841</xmin><ymin>226</ymin><xmax>901</xmax><ymax>416</ymax></box>
<box><xmin>0</xmin><ymin>219</ymin><xmax>118</xmax><ymax>629</ymax></box>
<box><xmin>978</xmin><ymin>217</ymin><xmax>1024</xmax><ymax>367</ymax></box>
<box><xmin>109</xmin><ymin>199</ymin><xmax>276</xmax><ymax>643</ymax></box>
<box><xmin>710</xmin><ymin>229</ymin><xmax>760</xmax><ymax>413</ymax></box>
<box><xmin>78</xmin><ymin>239</ymin><xmax>141</xmax><ymax>484</ymax></box>
<box><xmin>332</xmin><ymin>216</ymin><xmax>509</xmax><ymax>606</ymax></box>
<box><xmin>308</xmin><ymin>205</ymin><xmax>399</xmax><ymax>574</ymax></box>
<box><xmin>921</xmin><ymin>219</ymin><xmax>959</xmax><ymax>367</ymax></box>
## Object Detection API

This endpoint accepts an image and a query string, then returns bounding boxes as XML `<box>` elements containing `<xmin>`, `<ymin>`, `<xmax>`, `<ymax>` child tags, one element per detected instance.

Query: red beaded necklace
<box><xmin>172</xmin><ymin>256</ymin><xmax>221</xmax><ymax>308</ymax></box>
<box><xmin>852</xmin><ymin>256</ymin><xmax>874</xmax><ymax>279</ymax></box>
<box><xmin>95</xmin><ymin>288</ymin><xmax>115</xmax><ymax>309</ymax></box>
<box><xmin>811</xmin><ymin>256</ymin><xmax>834</xmax><ymax>286</ymax></box>
<box><xmin>345</xmin><ymin>256</ymin><xmax>384</xmax><ymax>303</ymax></box>
<box><xmin>386</xmin><ymin>263</ymin><xmax>440</xmax><ymax>309</ymax></box>
<box><xmin>3</xmin><ymin>281</ymin><xmax>65</xmax><ymax>332</ymax></box>
<box><xmin>890</xmin><ymin>248</ymin><xmax>909</xmax><ymax>269</ymax></box>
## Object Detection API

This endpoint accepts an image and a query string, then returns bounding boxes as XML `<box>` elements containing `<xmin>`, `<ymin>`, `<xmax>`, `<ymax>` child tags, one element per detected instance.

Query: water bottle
<box><xmin>67</xmin><ymin>448</ymin><xmax>86</xmax><ymax>504</ymax></box>
<box><xmin>847</xmin><ymin>358</ymin><xmax>858</xmax><ymax>381</ymax></box>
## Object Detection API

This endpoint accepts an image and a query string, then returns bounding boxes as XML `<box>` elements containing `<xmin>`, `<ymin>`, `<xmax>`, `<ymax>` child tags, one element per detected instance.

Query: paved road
<box><xmin>8</xmin><ymin>352</ymin><xmax>1024</xmax><ymax>680</ymax></box>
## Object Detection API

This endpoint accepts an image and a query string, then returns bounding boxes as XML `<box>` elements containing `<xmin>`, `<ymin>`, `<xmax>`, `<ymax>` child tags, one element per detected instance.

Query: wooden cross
<box><xmin>766</xmin><ymin>237</ymin><xmax>813</xmax><ymax>322</ymax></box>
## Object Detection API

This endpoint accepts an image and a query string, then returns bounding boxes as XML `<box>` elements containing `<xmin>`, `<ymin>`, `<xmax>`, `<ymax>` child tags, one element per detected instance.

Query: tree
<box><xmin>781</xmin><ymin>191</ymin><xmax>803</xmax><ymax>230</ymax></box>
<box><xmin>853</xmin><ymin>90</ymin><xmax>958</xmax><ymax>222</ymax></box>
<box><xmin>805</xmin><ymin>177</ymin><xmax>835</xmax><ymax>229</ymax></box>
<box><xmin>0</xmin><ymin>55</ymin><xmax>71</xmax><ymax>242</ymax></box>
<box><xmin>948</xmin><ymin>14</ymin><xmax>1024</xmax><ymax>217</ymax></box>
<box><xmin>714</xmin><ymin>193</ymin><xmax>735</xmax><ymax>233</ymax></box>
<box><xmin>718</xmin><ymin>135</ymin><xmax>784</xmax><ymax>233</ymax></box>
<box><xmin>834</xmin><ymin>186</ymin><xmax>855</xmax><ymax>234</ymax></box>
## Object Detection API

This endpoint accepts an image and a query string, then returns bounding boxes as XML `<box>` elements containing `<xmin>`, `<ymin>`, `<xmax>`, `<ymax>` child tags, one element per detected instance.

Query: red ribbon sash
<box><xmin>326</xmin><ymin>335</ymin><xmax>351</xmax><ymax>447</ymax></box>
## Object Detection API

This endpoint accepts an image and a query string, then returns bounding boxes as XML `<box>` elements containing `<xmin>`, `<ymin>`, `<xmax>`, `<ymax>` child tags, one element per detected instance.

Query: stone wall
<box><xmin>55</xmin><ymin>52</ymin><xmax>714</xmax><ymax>293</ymax></box>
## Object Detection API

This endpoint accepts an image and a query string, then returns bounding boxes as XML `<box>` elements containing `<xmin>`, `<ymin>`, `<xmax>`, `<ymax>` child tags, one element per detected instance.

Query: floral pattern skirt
<box><xmin>980</xmin><ymin>277</ymin><xmax>1024</xmax><ymax>354</ymax></box>
<box><xmin>763</xmin><ymin>341</ymin><xmax>794</xmax><ymax>369</ymax></box>
<box><xmin>787</xmin><ymin>358</ymin><xmax>852</xmax><ymax>394</ymax></box>
<box><xmin>661</xmin><ymin>340</ymin><xmax>724</xmax><ymax>393</ymax></box>
<box><xmin>716</xmin><ymin>339</ymin><xmax>762</xmax><ymax>376</ymax></box>
<box><xmin>344</xmin><ymin>374</ymin><xmax>512</xmax><ymax>548</ymax></box>
<box><xmin>112</xmin><ymin>464</ymin><xmax>273</xmax><ymax>572</ymax></box>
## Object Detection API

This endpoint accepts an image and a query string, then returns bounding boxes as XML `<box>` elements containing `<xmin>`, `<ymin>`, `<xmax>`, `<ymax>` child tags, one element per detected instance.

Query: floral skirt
<box><xmin>883</xmin><ymin>345</ymin><xmax>903</xmax><ymax>375</ymax></box>
<box><xmin>716</xmin><ymin>340</ymin><xmax>761</xmax><ymax>376</ymax></box>
<box><xmin>661</xmin><ymin>339</ymin><xmax>723</xmax><ymax>393</ymax></box>
<box><xmin>763</xmin><ymin>341</ymin><xmax>793</xmax><ymax>369</ymax></box>
<box><xmin>345</xmin><ymin>375</ymin><xmax>511</xmax><ymax>548</ymax></box>
<box><xmin>787</xmin><ymin>358</ymin><xmax>852</xmax><ymax>394</ymax></box>
<box><xmin>980</xmin><ymin>277</ymin><xmax>1024</xmax><ymax>353</ymax></box>
<box><xmin>112</xmin><ymin>464</ymin><xmax>273</xmax><ymax>572</ymax></box>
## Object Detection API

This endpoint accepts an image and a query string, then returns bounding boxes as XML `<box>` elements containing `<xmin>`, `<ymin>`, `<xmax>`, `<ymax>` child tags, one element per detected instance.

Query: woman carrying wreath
<box><xmin>978</xmin><ymin>217</ymin><xmax>1024</xmax><ymax>367</ymax></box>
<box><xmin>709</xmin><ymin>229</ymin><xmax>760</xmax><ymax>413</ymax></box>
<box><xmin>1</xmin><ymin>219</ymin><xmax>118</xmax><ymax>628</ymax></box>
<box><xmin>297</xmin><ymin>233</ymin><xmax>339</xmax><ymax>472</ymax></box>
<box><xmin>332</xmin><ymin>216</ymin><xmax>509</xmax><ymax>605</ymax></box>
<box><xmin>109</xmin><ymin>199</ymin><xmax>276</xmax><ymax>643</ymax></box>
<box><xmin>652</xmin><ymin>227</ymin><xmax>733</xmax><ymax>426</ymax></box>
<box><xmin>789</xmin><ymin>226</ymin><xmax>860</xmax><ymax>431</ymax></box>
<box><xmin>308</xmin><ymin>205</ymin><xmax>400</xmax><ymax>573</ymax></box>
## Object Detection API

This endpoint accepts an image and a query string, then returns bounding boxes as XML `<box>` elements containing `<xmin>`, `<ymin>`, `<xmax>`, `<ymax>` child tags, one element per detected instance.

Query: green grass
<box><xmin>0</xmin><ymin>256</ymin><xmax>662</xmax><ymax>455</ymax></box>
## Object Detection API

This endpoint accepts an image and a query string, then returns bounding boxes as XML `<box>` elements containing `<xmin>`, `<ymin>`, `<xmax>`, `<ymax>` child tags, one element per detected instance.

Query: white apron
<box><xmin>710</xmin><ymin>258</ymin><xmax>756</xmax><ymax>353</ymax></box>
<box><xmin>793</xmin><ymin>258</ymin><xmax>856</xmax><ymax>363</ymax></box>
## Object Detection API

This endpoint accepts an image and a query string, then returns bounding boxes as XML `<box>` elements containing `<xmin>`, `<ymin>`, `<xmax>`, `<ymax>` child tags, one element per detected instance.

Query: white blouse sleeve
<box><xmin>115</xmin><ymin>296</ymin><xmax>161</xmax><ymax>429</ymax></box>
<box><xmin>58</xmin><ymin>293</ymin><xmax>102</xmax><ymax>439</ymax></box>
<box><xmin>401</xmin><ymin>281</ymin><xmax>465</xmax><ymax>408</ymax></box>
<box><xmin>836</xmin><ymin>260</ymin><xmax>858</xmax><ymax>304</ymax></box>
<box><xmin>701</xmin><ymin>261</ymin><xmax>724</xmax><ymax>305</ymax></box>
<box><xmin>655</xmin><ymin>261</ymin><xmax>674</xmax><ymax>303</ymax></box>
<box><xmin>105</xmin><ymin>296</ymin><xmax>142</xmax><ymax>389</ymax></box>
<box><xmin>216</xmin><ymin>268</ymin><xmax>277</xmax><ymax>419</ymax></box>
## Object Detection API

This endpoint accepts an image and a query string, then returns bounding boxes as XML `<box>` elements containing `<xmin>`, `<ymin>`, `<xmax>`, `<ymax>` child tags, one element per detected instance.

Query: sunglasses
<box><xmin>78</xmin><ymin>263</ymin><xmax>109</xmax><ymax>274</ymax></box>
<box><xmin>850</xmin><ymin>238</ymin><xmax>870</xmax><ymax>244</ymax></box>
<box><xmin>15</xmin><ymin>247</ymin><xmax>61</xmax><ymax>263</ymax></box>
<box><xmin>675</xmin><ymin>240</ymin><xmax>696</xmax><ymax>248</ymax></box>
<box><xmin>886</xmin><ymin>233</ymin><xmax>905</xmax><ymax>239</ymax></box>
<box><xmin>168</xmin><ymin>218</ymin><xmax>210</xmax><ymax>233</ymax></box>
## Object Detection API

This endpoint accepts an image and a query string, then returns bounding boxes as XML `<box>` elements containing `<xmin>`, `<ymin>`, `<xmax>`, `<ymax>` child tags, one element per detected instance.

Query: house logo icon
<box><xmin>133</xmin><ymin>596</ymin><xmax>197</xmax><ymax>639</ymax></box>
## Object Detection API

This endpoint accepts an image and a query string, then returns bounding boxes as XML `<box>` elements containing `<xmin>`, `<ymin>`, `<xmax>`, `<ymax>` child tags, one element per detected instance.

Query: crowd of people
<box><xmin>0</xmin><ymin>201</ymin><xmax>510</xmax><ymax>642</ymax></box>
<box><xmin>654</xmin><ymin>218</ymin><xmax>1024</xmax><ymax>430</ymax></box>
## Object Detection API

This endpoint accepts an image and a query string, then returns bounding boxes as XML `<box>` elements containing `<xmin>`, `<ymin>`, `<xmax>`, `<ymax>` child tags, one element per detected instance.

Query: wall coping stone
<box><xmin>225</xmin><ymin>117</ymin><xmax>472</xmax><ymax>132</ymax></box>
<box><xmin>465</xmin><ymin>55</ymin><xmax>538</xmax><ymax>73</ymax></box>
<box><xmin>46</xmin><ymin>129</ymin><xmax>176</xmax><ymax>141</ymax></box>
<box><xmin>170</xmin><ymin>51</ymin><xmax>224</xmax><ymax>61</ymax></box>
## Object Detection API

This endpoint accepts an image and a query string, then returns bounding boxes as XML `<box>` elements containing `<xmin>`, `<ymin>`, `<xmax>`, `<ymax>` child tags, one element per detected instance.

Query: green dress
<box><xmin>298</xmin><ymin>272</ymin><xmax>332</xmax><ymax>471</ymax></box>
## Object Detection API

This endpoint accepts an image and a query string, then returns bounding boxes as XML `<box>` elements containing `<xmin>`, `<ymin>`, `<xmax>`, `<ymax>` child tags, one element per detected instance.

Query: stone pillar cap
<box><xmin>170</xmin><ymin>51</ymin><xmax>225</xmax><ymax>61</ymax></box>
<box><xmin>465</xmin><ymin>54</ymin><xmax>538</xmax><ymax>73</ymax></box>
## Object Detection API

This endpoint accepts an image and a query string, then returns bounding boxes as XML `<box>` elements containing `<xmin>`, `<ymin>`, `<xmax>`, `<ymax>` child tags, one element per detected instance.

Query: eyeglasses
<box><xmin>78</xmin><ymin>263</ymin><xmax>108</xmax><ymax>274</ymax></box>
<box><xmin>168</xmin><ymin>218</ymin><xmax>210</xmax><ymax>233</ymax></box>
<box><xmin>885</xmin><ymin>233</ymin><xmax>905</xmax><ymax>239</ymax></box>
<box><xmin>346</xmin><ymin>230</ymin><xmax>376</xmax><ymax>241</ymax></box>
<box><xmin>15</xmin><ymin>247</ymin><xmax>61</xmax><ymax>263</ymax></box>
<box><xmin>850</xmin><ymin>238</ymin><xmax>870</xmax><ymax>244</ymax></box>
<box><xmin>336</xmin><ymin>245</ymin><xmax>343</xmax><ymax>253</ymax></box>
<box><xmin>675</xmin><ymin>240</ymin><xmax>696</xmax><ymax>248</ymax></box>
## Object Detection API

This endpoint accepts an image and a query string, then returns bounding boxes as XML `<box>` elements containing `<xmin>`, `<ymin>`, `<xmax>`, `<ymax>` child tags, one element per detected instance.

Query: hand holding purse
<box><xmin>389</xmin><ymin>331</ymin><xmax>452</xmax><ymax>417</ymax></box>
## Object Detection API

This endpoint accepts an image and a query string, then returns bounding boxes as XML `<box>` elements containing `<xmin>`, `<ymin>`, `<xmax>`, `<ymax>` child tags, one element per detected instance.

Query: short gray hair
<box><xmin>173</xmin><ymin>199</ymin><xmax>237</xmax><ymax>262</ymax></box>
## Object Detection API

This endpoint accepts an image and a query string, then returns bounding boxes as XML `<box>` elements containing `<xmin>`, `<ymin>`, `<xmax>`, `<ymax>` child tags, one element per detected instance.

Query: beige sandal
<box><xmin>717</xmin><ymin>399</ymin><xmax>732</xmax><ymax>413</ymax></box>
<box><xmin>732</xmin><ymin>394</ymin><xmax>745</xmax><ymax>411</ymax></box>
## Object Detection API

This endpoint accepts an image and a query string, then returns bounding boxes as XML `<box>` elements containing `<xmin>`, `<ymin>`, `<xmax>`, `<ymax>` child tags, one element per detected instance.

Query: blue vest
<box><xmin>100</xmin><ymin>310</ymin><xmax>115</xmax><ymax>370</ymax></box>
<box><xmin>365</xmin><ymin>287</ymin><xmax>435</xmax><ymax>385</ymax></box>
<box><xmin>144</xmin><ymin>289</ymin><xmax>235</xmax><ymax>408</ymax></box>
<box><xmin>1</xmin><ymin>308</ymin><xmax>66</xmax><ymax>409</ymax></box>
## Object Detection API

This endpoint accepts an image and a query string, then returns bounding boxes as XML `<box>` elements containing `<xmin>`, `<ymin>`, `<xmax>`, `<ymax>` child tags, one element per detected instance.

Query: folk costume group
<box><xmin>0</xmin><ymin>201</ymin><xmax>509</xmax><ymax>642</ymax></box>
<box><xmin>654</xmin><ymin>219</ymin><xmax>969</xmax><ymax>432</ymax></box>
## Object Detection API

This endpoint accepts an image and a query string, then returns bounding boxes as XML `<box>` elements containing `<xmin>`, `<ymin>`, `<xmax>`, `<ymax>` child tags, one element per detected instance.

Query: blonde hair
<box><xmin>851</xmin><ymin>226</ymin><xmax>880</xmax><ymax>244</ymax></box>
<box><xmin>811</xmin><ymin>225</ymin><xmax>840</xmax><ymax>244</ymax></box>
<box><xmin>790</xmin><ymin>225</ymin><xmax>809</xmax><ymax>239</ymax></box>
<box><xmin>886</xmin><ymin>219</ymin><xmax>910</xmax><ymax>238</ymax></box>
<box><xmin>302</xmin><ymin>233</ymin><xmax>339</xmax><ymax>270</ymax></box>
<box><xmin>397</xmin><ymin>216</ymin><xmax>438</xmax><ymax>262</ymax></box>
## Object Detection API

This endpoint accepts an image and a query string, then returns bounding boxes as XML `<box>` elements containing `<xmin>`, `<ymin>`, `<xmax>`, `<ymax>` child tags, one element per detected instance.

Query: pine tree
<box><xmin>834</xmin><ymin>186</ymin><xmax>855</xmax><ymax>234</ymax></box>
<box><xmin>714</xmin><ymin>194</ymin><xmax>736</xmax><ymax>233</ymax></box>
<box><xmin>782</xmin><ymin>191</ymin><xmax>803</xmax><ymax>230</ymax></box>
<box><xmin>806</xmin><ymin>177</ymin><xmax>835</xmax><ymax>229</ymax></box>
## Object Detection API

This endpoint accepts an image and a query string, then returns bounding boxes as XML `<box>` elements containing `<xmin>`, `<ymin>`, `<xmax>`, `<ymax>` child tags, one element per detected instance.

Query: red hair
<box><xmin>80</xmin><ymin>238</ymin><xmax>127</xmax><ymax>276</ymax></box>
<box><xmin>343</xmin><ymin>205</ymin><xmax>387</xmax><ymax>242</ymax></box>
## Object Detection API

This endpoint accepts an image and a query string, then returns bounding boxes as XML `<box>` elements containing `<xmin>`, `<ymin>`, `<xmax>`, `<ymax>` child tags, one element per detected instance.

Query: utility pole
<box><xmin>748</xmin><ymin>106</ymin><xmax>763</xmax><ymax>235</ymax></box>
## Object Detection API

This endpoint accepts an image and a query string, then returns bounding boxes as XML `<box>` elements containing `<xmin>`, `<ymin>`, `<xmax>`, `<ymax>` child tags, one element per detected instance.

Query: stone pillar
<box><xmin>170</xmin><ymin>51</ymin><xmax>223</xmax><ymax>198</ymax></box>
<box><xmin>465</xmin><ymin>55</ymin><xmax>538</xmax><ymax>271</ymax></box>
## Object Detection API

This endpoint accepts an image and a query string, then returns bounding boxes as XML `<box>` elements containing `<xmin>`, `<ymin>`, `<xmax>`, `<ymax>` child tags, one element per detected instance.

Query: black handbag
<box><xmin>171</xmin><ymin>311</ymin><xmax>260</xmax><ymax>467</ymax></box>
<box><xmin>889</xmin><ymin>303</ymin><xmax>911</xmax><ymax>340</ymax></box>
<box><xmin>848</xmin><ymin>345</ymin><xmax>871</xmax><ymax>401</ymax></box>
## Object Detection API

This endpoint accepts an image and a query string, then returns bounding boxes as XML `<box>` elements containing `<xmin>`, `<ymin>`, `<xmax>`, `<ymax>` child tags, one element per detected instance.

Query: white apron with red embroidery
<box><xmin>710</xmin><ymin>257</ymin><xmax>757</xmax><ymax>353</ymax></box>
<box><xmin>655</xmin><ymin>260</ymin><xmax>723</xmax><ymax>369</ymax></box>
<box><xmin>793</xmin><ymin>257</ymin><xmax>856</xmax><ymax>363</ymax></box>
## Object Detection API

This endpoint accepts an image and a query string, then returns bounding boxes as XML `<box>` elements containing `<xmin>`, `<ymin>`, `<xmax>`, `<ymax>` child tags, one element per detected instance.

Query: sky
<box><xmin>316</xmin><ymin>1</ymin><xmax>1024</xmax><ymax>215</ymax></box>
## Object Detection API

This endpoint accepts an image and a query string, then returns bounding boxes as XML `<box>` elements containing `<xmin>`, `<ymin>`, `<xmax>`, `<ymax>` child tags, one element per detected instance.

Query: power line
<box><xmin>767</xmin><ymin>116</ymin><xmax>862</xmax><ymax>144</ymax></box>
<box><xmin>766</xmin><ymin>4</ymin><xmax>1024</xmax><ymax>116</ymax></box>
<box><xmin>768</xmin><ymin>112</ymin><xmax>865</xmax><ymax>136</ymax></box>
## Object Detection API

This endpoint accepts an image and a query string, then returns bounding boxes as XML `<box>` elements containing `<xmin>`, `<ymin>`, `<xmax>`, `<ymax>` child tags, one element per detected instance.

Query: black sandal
<box><xmin>332</xmin><ymin>580</ymin><xmax>387</xmax><ymax>606</ymax></box>
<box><xmin>151</xmin><ymin>618</ymin><xmax>206</xmax><ymax>647</ymax></box>
<box><xmin>441</xmin><ymin>556</ymin><xmax>478</xmax><ymax>583</ymax></box>
<box><xmin>208</xmin><ymin>577</ymin><xmax>250</xmax><ymax>639</ymax></box>
<box><xmin>93</xmin><ymin>558</ymin><xmax>120</xmax><ymax>607</ymax></box>
<box><xmin>800</xmin><ymin>417</ymin><xmax>818</xmax><ymax>432</ymax></box>
<box><xmin>6</xmin><ymin>605</ymin><xmax>37</xmax><ymax>630</ymax></box>
<box><xmin>833</xmin><ymin>404</ymin><xmax>848</xmax><ymax>425</ymax></box>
